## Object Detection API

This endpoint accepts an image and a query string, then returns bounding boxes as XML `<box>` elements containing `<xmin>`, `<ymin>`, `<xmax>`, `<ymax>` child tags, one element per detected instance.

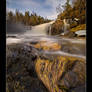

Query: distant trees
<box><xmin>15</xmin><ymin>10</ymin><xmax>20</xmax><ymax>22</ymax></box>
<box><xmin>7</xmin><ymin>10</ymin><xmax>51</xmax><ymax>26</ymax></box>
<box><xmin>7</xmin><ymin>11</ymin><xmax>14</xmax><ymax>22</ymax></box>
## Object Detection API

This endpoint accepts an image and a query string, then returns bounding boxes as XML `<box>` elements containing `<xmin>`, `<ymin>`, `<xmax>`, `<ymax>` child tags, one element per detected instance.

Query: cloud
<box><xmin>42</xmin><ymin>0</ymin><xmax>66</xmax><ymax>19</ymax></box>
<box><xmin>6</xmin><ymin>7</ymin><xmax>16</xmax><ymax>13</ymax></box>
<box><xmin>6</xmin><ymin>0</ymin><xmax>66</xmax><ymax>19</ymax></box>
<box><xmin>47</xmin><ymin>13</ymin><xmax>58</xmax><ymax>20</ymax></box>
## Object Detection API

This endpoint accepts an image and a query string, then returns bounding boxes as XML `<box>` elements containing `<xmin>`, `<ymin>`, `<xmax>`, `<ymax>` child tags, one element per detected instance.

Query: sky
<box><xmin>6</xmin><ymin>0</ymin><xmax>67</xmax><ymax>19</ymax></box>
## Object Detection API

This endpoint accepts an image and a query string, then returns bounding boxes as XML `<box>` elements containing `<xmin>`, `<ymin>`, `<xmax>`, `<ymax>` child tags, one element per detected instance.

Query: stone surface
<box><xmin>6</xmin><ymin>44</ymin><xmax>49</xmax><ymax>92</ymax></box>
<box><xmin>6</xmin><ymin>43</ymin><xmax>86</xmax><ymax>92</ymax></box>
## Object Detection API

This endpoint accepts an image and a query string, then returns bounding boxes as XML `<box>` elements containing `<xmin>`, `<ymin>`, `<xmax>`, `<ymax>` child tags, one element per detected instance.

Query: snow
<box><xmin>6</xmin><ymin>38</ymin><xmax>22</xmax><ymax>45</ymax></box>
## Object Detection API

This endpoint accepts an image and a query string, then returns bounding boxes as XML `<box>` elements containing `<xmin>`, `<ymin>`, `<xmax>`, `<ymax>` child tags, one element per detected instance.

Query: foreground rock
<box><xmin>6</xmin><ymin>43</ymin><xmax>86</xmax><ymax>92</ymax></box>
<box><xmin>6</xmin><ymin>43</ymin><xmax>49</xmax><ymax>92</ymax></box>
<box><xmin>35</xmin><ymin>56</ymin><xmax>86</xmax><ymax>92</ymax></box>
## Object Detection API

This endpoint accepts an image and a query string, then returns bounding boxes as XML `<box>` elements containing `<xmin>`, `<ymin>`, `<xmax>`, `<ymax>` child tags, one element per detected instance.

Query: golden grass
<box><xmin>33</xmin><ymin>41</ymin><xmax>61</xmax><ymax>51</ymax></box>
<box><xmin>70</xmin><ymin>24</ymin><xmax>86</xmax><ymax>32</ymax></box>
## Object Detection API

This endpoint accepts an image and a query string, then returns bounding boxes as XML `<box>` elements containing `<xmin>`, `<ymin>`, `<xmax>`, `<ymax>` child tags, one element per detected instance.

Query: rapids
<box><xmin>6</xmin><ymin>21</ymin><xmax>86</xmax><ymax>60</ymax></box>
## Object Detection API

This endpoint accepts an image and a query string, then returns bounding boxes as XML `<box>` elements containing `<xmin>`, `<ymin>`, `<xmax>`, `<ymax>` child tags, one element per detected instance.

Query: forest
<box><xmin>7</xmin><ymin>10</ymin><xmax>51</xmax><ymax>26</ymax></box>
<box><xmin>51</xmin><ymin>0</ymin><xmax>86</xmax><ymax>35</ymax></box>
<box><xmin>57</xmin><ymin>0</ymin><xmax>86</xmax><ymax>24</ymax></box>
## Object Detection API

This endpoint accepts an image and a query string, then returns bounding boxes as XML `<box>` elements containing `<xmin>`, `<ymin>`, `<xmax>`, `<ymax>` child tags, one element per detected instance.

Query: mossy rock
<box><xmin>35</xmin><ymin>56</ymin><xmax>86</xmax><ymax>92</ymax></box>
<box><xmin>70</xmin><ymin>24</ymin><xmax>86</xmax><ymax>32</ymax></box>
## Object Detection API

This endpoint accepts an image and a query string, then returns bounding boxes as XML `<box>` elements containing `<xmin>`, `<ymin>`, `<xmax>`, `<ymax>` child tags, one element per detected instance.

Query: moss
<box><xmin>70</xmin><ymin>24</ymin><xmax>86</xmax><ymax>32</ymax></box>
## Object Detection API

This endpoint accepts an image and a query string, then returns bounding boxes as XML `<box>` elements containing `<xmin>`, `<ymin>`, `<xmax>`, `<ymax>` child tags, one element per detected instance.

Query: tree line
<box><xmin>7</xmin><ymin>10</ymin><xmax>51</xmax><ymax>26</ymax></box>
<box><xmin>57</xmin><ymin>0</ymin><xmax>86</xmax><ymax>25</ymax></box>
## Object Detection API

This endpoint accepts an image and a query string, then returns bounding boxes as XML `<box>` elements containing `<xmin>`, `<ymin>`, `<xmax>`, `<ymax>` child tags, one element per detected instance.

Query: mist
<box><xmin>6</xmin><ymin>22</ymin><xmax>26</xmax><ymax>35</ymax></box>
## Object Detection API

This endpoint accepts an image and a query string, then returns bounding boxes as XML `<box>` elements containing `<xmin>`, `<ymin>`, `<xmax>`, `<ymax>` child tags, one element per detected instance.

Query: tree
<box><xmin>56</xmin><ymin>4</ymin><xmax>63</xmax><ymax>13</ymax></box>
<box><xmin>7</xmin><ymin>10</ymin><xmax>51</xmax><ymax>26</ymax></box>
<box><xmin>24</xmin><ymin>11</ymin><xmax>30</xmax><ymax>25</ymax></box>
<box><xmin>73</xmin><ymin>0</ymin><xmax>86</xmax><ymax>24</ymax></box>
<box><xmin>57</xmin><ymin>0</ymin><xmax>73</xmax><ymax>19</ymax></box>
<box><xmin>8</xmin><ymin>11</ymin><xmax>14</xmax><ymax>22</ymax></box>
<box><xmin>15</xmin><ymin>9</ymin><xmax>22</xmax><ymax>23</ymax></box>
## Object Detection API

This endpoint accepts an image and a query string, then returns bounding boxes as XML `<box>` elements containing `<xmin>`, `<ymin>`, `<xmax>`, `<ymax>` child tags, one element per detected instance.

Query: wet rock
<box><xmin>35</xmin><ymin>57</ymin><xmax>68</xmax><ymax>92</ymax></box>
<box><xmin>69</xmin><ymin>85</ymin><xmax>86</xmax><ymax>92</ymax></box>
<box><xmin>6</xmin><ymin>43</ymin><xmax>49</xmax><ymax>92</ymax></box>
<box><xmin>57</xmin><ymin>60</ymin><xmax>86</xmax><ymax>92</ymax></box>
<box><xmin>30</xmin><ymin>41</ymin><xmax>38</xmax><ymax>45</ymax></box>
<box><xmin>35</xmin><ymin>56</ymin><xmax>86</xmax><ymax>92</ymax></box>
<box><xmin>6</xmin><ymin>43</ymin><xmax>86</xmax><ymax>92</ymax></box>
<box><xmin>32</xmin><ymin>41</ymin><xmax>61</xmax><ymax>51</ymax></box>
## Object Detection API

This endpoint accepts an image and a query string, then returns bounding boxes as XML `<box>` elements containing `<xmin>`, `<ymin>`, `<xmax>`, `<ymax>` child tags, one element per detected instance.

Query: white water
<box><xmin>7</xmin><ymin>21</ymin><xmax>54</xmax><ymax>44</ymax></box>
<box><xmin>6</xmin><ymin>21</ymin><xmax>86</xmax><ymax>60</ymax></box>
<box><xmin>6</xmin><ymin>38</ymin><xmax>22</xmax><ymax>45</ymax></box>
<box><xmin>20</xmin><ymin>21</ymin><xmax>54</xmax><ymax>37</ymax></box>
<box><xmin>63</xmin><ymin>19</ymin><xmax>70</xmax><ymax>35</ymax></box>
<box><xmin>42</xmin><ymin>51</ymin><xmax>86</xmax><ymax>60</ymax></box>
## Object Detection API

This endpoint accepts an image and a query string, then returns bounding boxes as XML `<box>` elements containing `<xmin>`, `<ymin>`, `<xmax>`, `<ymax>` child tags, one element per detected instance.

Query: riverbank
<box><xmin>50</xmin><ymin>19</ymin><xmax>86</xmax><ymax>38</ymax></box>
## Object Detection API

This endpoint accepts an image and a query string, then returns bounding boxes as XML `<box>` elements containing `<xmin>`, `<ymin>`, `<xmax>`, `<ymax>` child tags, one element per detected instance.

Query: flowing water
<box><xmin>6</xmin><ymin>21</ymin><xmax>86</xmax><ymax>60</ymax></box>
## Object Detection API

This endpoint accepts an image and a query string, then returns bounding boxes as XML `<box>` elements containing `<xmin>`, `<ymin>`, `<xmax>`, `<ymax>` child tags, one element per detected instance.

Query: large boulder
<box><xmin>35</xmin><ymin>56</ymin><xmax>86</xmax><ymax>92</ymax></box>
<box><xmin>6</xmin><ymin>43</ymin><xmax>49</xmax><ymax>92</ymax></box>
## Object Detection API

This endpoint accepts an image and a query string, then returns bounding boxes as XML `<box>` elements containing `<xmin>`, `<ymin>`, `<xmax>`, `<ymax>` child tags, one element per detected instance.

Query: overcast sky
<box><xmin>6</xmin><ymin>0</ymin><xmax>67</xmax><ymax>19</ymax></box>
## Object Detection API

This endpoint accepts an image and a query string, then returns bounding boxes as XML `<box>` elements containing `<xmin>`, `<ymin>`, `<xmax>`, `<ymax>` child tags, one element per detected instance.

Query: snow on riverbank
<box><xmin>6</xmin><ymin>38</ymin><xmax>22</xmax><ymax>45</ymax></box>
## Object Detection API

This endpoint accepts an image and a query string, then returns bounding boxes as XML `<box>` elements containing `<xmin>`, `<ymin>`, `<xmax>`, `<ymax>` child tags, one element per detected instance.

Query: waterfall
<box><xmin>63</xmin><ymin>19</ymin><xmax>70</xmax><ymax>35</ymax></box>
<box><xmin>6</xmin><ymin>21</ymin><xmax>54</xmax><ymax>44</ymax></box>
<box><xmin>21</xmin><ymin>21</ymin><xmax>54</xmax><ymax>37</ymax></box>
<box><xmin>48</xmin><ymin>24</ymin><xmax>52</xmax><ymax>35</ymax></box>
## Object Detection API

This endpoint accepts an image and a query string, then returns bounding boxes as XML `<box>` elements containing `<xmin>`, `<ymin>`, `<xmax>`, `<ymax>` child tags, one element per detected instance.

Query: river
<box><xmin>6</xmin><ymin>21</ymin><xmax>86</xmax><ymax>92</ymax></box>
<box><xmin>6</xmin><ymin>21</ymin><xmax>86</xmax><ymax>60</ymax></box>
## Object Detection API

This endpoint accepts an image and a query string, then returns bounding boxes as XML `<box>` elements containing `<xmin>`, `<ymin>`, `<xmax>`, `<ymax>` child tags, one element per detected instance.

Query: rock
<box><xmin>69</xmin><ymin>85</ymin><xmax>86</xmax><ymax>92</ymax></box>
<box><xmin>6</xmin><ymin>43</ymin><xmax>49</xmax><ymax>92</ymax></box>
<box><xmin>6</xmin><ymin>43</ymin><xmax>86</xmax><ymax>92</ymax></box>
<box><xmin>33</xmin><ymin>41</ymin><xmax>61</xmax><ymax>51</ymax></box>
<box><xmin>35</xmin><ymin>56</ymin><xmax>86</xmax><ymax>92</ymax></box>
<box><xmin>57</xmin><ymin>60</ymin><xmax>86</xmax><ymax>92</ymax></box>
<box><xmin>75</xmin><ymin>30</ymin><xmax>86</xmax><ymax>37</ymax></box>
<box><xmin>50</xmin><ymin>19</ymin><xmax>64</xmax><ymax>35</ymax></box>
<box><xmin>35</xmin><ymin>56</ymin><xmax>68</xmax><ymax>92</ymax></box>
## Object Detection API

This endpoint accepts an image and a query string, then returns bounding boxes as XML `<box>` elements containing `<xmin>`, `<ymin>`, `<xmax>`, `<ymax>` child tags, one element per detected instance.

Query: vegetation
<box><xmin>57</xmin><ymin>0</ymin><xmax>86</xmax><ymax>24</ymax></box>
<box><xmin>7</xmin><ymin>10</ymin><xmax>51</xmax><ymax>26</ymax></box>
<box><xmin>70</xmin><ymin>24</ymin><xmax>86</xmax><ymax>32</ymax></box>
<box><xmin>51</xmin><ymin>0</ymin><xmax>86</xmax><ymax>36</ymax></box>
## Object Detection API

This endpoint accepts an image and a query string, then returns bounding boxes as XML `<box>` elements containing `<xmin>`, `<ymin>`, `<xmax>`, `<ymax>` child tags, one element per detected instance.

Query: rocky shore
<box><xmin>6</xmin><ymin>42</ymin><xmax>86</xmax><ymax>92</ymax></box>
